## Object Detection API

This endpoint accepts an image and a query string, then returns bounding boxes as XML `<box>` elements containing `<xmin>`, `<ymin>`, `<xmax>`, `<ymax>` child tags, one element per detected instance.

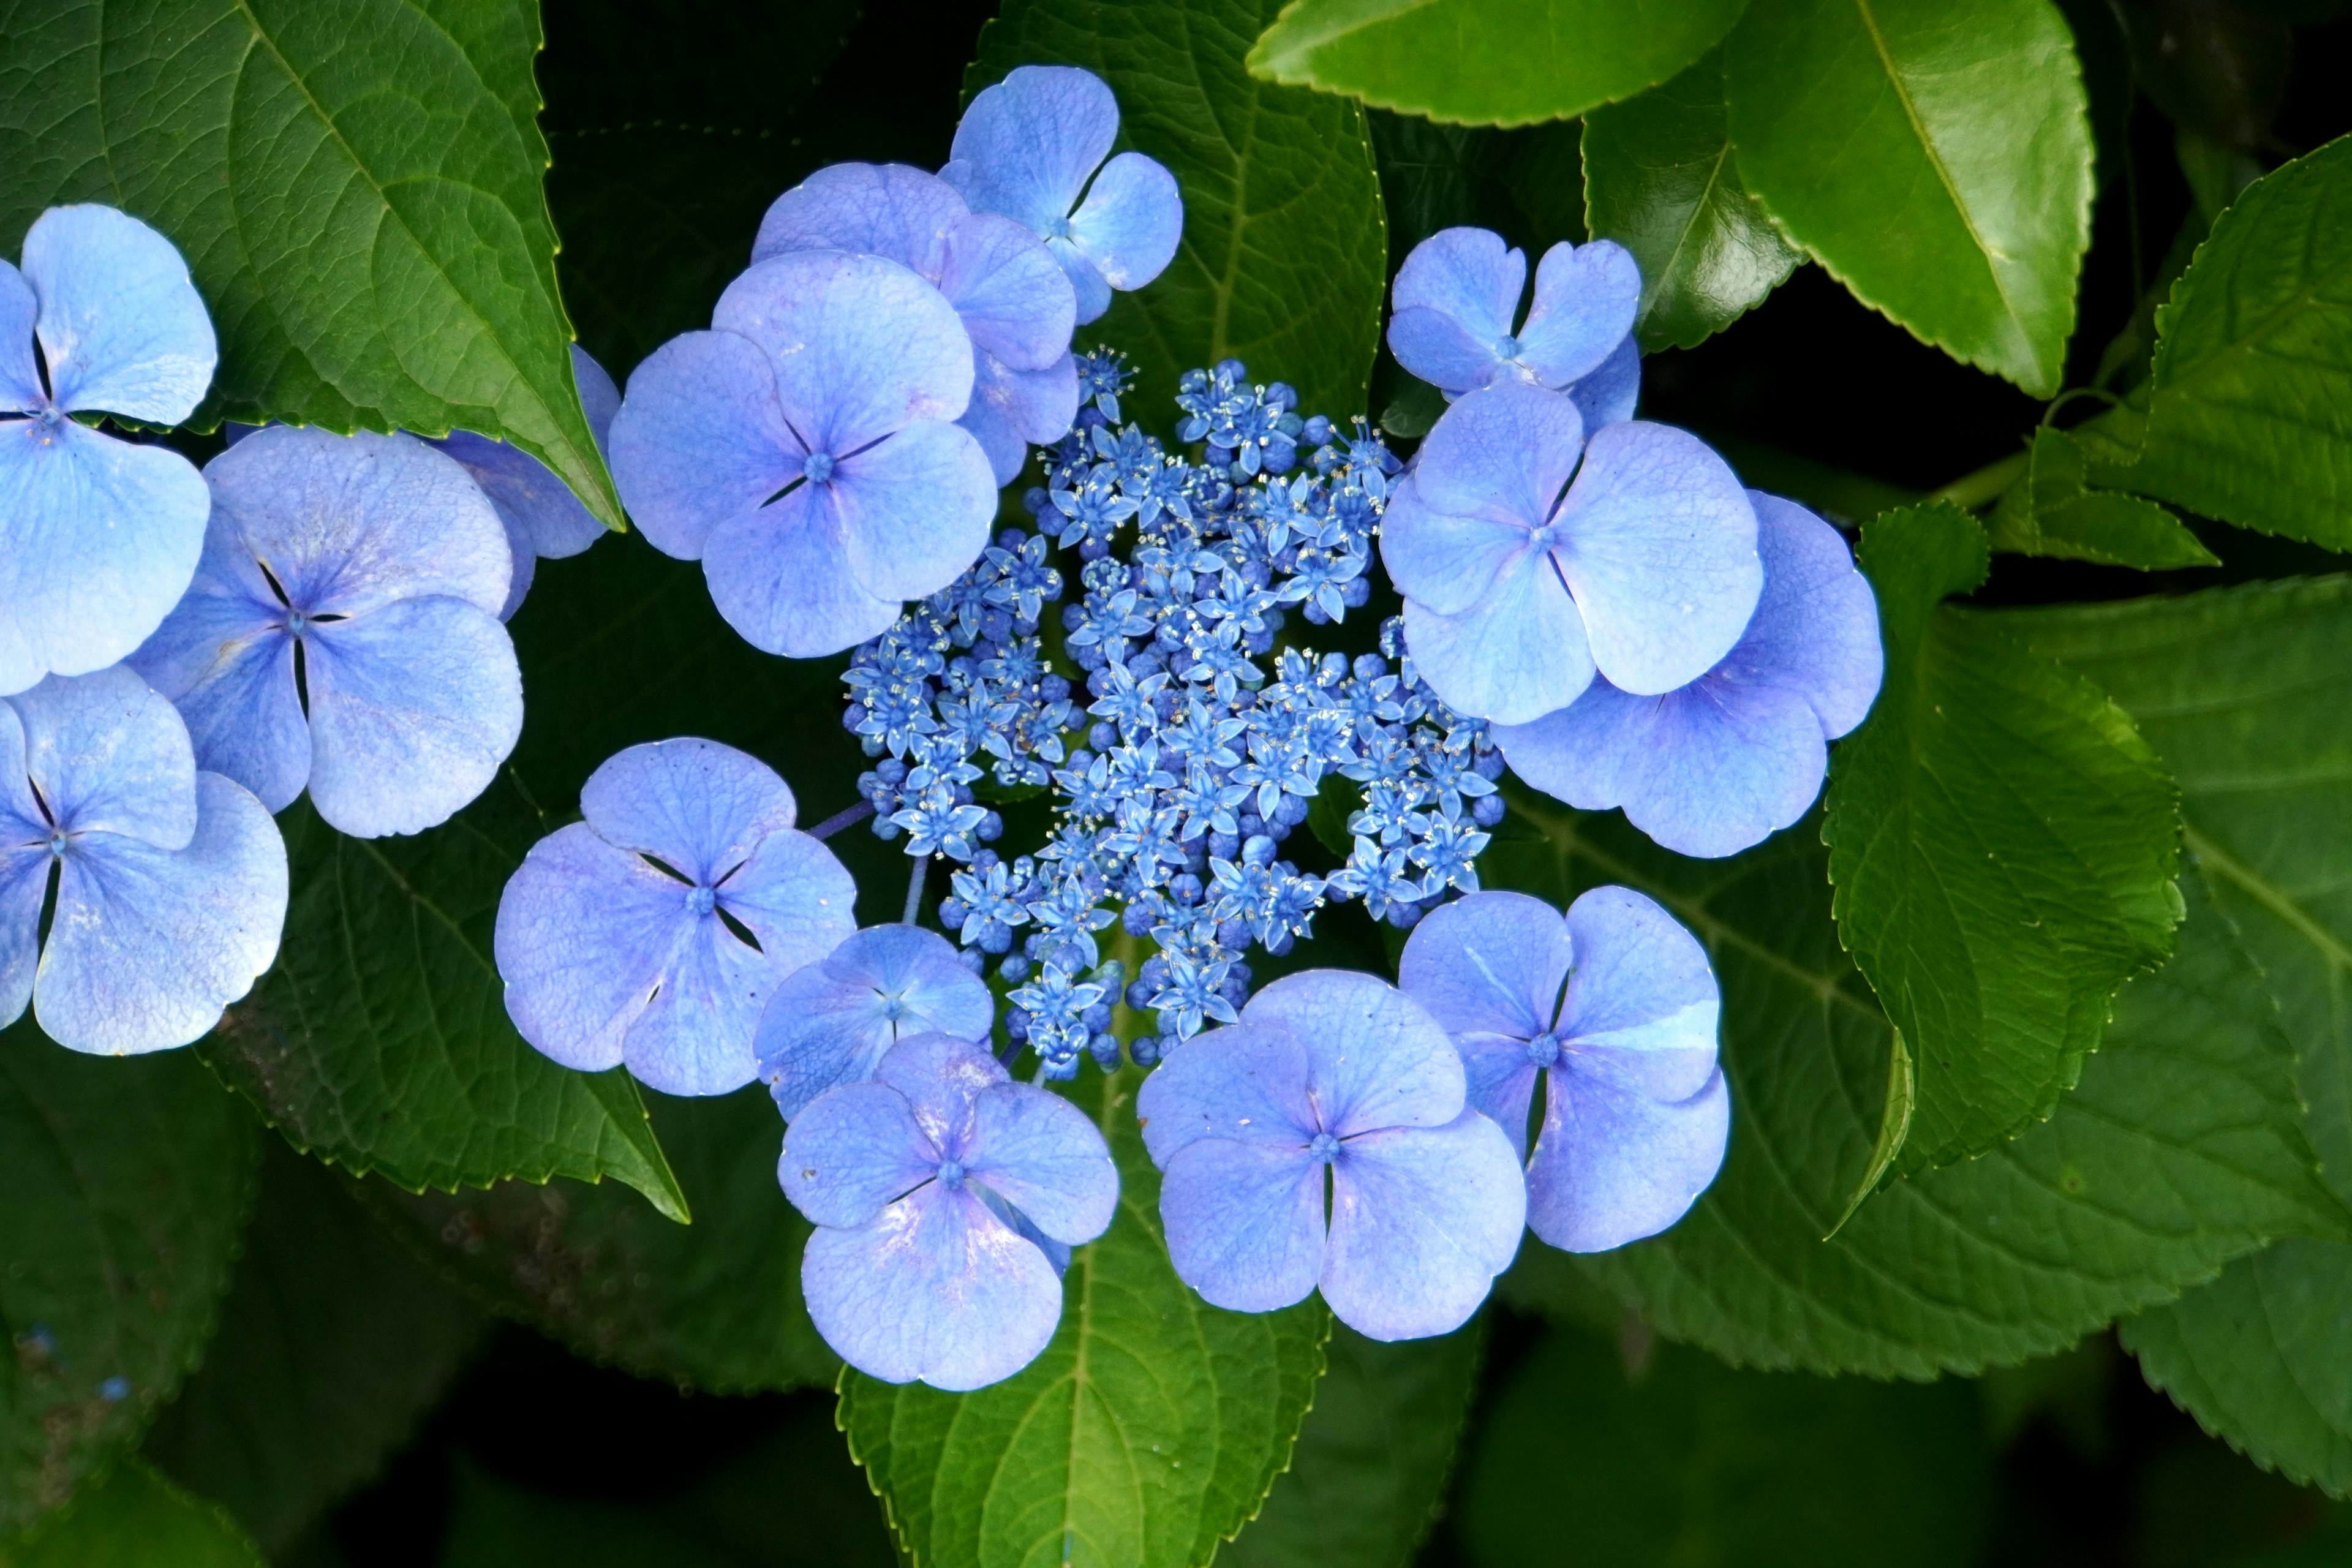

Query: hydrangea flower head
<box><xmin>1382</xmin><ymin>382</ymin><xmax>1762</xmax><ymax>725</ymax></box>
<box><xmin>1398</xmin><ymin>887</ymin><xmax>1726</xmax><ymax>1253</ymax></box>
<box><xmin>943</xmin><ymin>65</ymin><xmax>1183</xmax><ymax>325</ymax></box>
<box><xmin>130</xmin><ymin>426</ymin><xmax>523</xmax><ymax>839</ymax></box>
<box><xmin>755</xmin><ymin>162</ymin><xmax>1080</xmax><ymax>484</ymax></box>
<box><xmin>756</xmin><ymin>921</ymin><xmax>996</xmax><ymax>1118</ymax></box>
<box><xmin>610</xmin><ymin>250</ymin><xmax>997</xmax><ymax>658</ymax></box>
<box><xmin>1</xmin><ymin>205</ymin><xmax>216</xmax><ymax>696</ymax></box>
<box><xmin>1136</xmin><ymin>970</ymin><xmax>1525</xmax><ymax>1340</ymax></box>
<box><xmin>1496</xmin><ymin>492</ymin><xmax>1883</xmax><ymax>858</ymax></box>
<box><xmin>495</xmin><ymin>738</ymin><xmax>858</xmax><ymax>1096</ymax></box>
<box><xmin>781</xmin><ymin>1031</ymin><xmax>1117</xmax><ymax>1390</ymax></box>
<box><xmin>2</xmin><ymin>666</ymin><xmax>285</xmax><ymax>1055</ymax></box>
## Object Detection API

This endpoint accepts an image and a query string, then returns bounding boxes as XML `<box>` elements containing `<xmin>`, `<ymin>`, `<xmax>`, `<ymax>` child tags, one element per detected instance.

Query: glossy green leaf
<box><xmin>0</xmin><ymin>0</ymin><xmax>619</xmax><ymax>526</ymax></box>
<box><xmin>1986</xmin><ymin>427</ymin><xmax>2220</xmax><ymax>570</ymax></box>
<box><xmin>1246</xmin><ymin>0</ymin><xmax>1749</xmax><ymax>127</ymax></box>
<box><xmin>0</xmin><ymin>1025</ymin><xmax>257</xmax><ymax>1531</ymax></box>
<box><xmin>1823</xmin><ymin>503</ymin><xmax>2182</xmax><ymax>1172</ymax></box>
<box><xmin>1457</xmin><ymin>1325</ymin><xmax>1991</xmax><ymax>1568</ymax></box>
<box><xmin>840</xmin><ymin>1066</ymin><xmax>1329</xmax><ymax>1568</ymax></box>
<box><xmin>0</xmin><ymin>1460</ymin><xmax>261</xmax><ymax>1568</ymax></box>
<box><xmin>970</xmin><ymin>0</ymin><xmax>1386</xmax><ymax>423</ymax></box>
<box><xmin>1723</xmin><ymin>0</ymin><xmax>2094</xmax><ymax>395</ymax></box>
<box><xmin>1222</xmin><ymin>1323</ymin><xmax>1482</xmax><ymax>1568</ymax></box>
<box><xmin>2089</xmin><ymin>137</ymin><xmax>2352</xmax><ymax>547</ymax></box>
<box><xmin>141</xmin><ymin>1141</ymin><xmax>487</xmax><ymax>1552</ymax></box>
<box><xmin>1582</xmin><ymin>47</ymin><xmax>1801</xmax><ymax>351</ymax></box>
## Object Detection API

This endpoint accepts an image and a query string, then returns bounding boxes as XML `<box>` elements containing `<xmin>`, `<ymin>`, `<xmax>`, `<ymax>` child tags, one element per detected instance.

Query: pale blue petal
<box><xmin>0</xmin><ymin>701</ymin><xmax>40</xmax><ymax>842</ymax></box>
<box><xmin>1558</xmin><ymin>885</ymin><xmax>1720</xmax><ymax>1102</ymax></box>
<box><xmin>1456</xmin><ymin>1034</ymin><xmax>1541</xmax><ymax>1161</ymax></box>
<box><xmin>703</xmin><ymin>481</ymin><xmax>905</xmax><ymax>658</ymax></box>
<box><xmin>1136</xmin><ymin>1019</ymin><xmax>1318</xmax><ymax>1167</ymax></box>
<box><xmin>496</xmin><ymin>823</ymin><xmax>695</xmax><ymax>1073</ymax></box>
<box><xmin>1568</xmin><ymin>334</ymin><xmax>1641</xmax><ymax>429</ymax></box>
<box><xmin>0</xmin><ymin>418</ymin><xmax>208</xmax><ymax>696</ymax></box>
<box><xmin>21</xmin><ymin>205</ymin><xmax>216</xmax><ymax>424</ymax></box>
<box><xmin>1401</xmin><ymin>564</ymin><xmax>1594</xmax><ymax>726</ymax></box>
<box><xmin>1411</xmin><ymin>382</ymin><xmax>1585</xmax><ymax>532</ymax></box>
<box><xmin>1067</xmin><ymin>152</ymin><xmax>1182</xmax><ymax>293</ymax></box>
<box><xmin>946</xmin><ymin>66</ymin><xmax>1120</xmax><ymax>236</ymax></box>
<box><xmin>835</xmin><ymin>420</ymin><xmax>997</xmax><ymax>602</ymax></box>
<box><xmin>757</xmin><ymin>923</ymin><xmax>994</xmax><ymax>1119</ymax></box>
<box><xmin>1241</xmin><ymin>970</ymin><xmax>1466</xmax><ymax>1139</ymax></box>
<box><xmin>579</xmin><ymin>737</ymin><xmax>799</xmax><ymax>881</ymax></box>
<box><xmin>1385</xmin><ymin>306</ymin><xmax>1502</xmax><ymax>398</ymax></box>
<box><xmin>939</xmin><ymin>212</ymin><xmax>1075</xmax><ymax>370</ymax></box>
<box><xmin>36</xmin><ymin>773</ymin><xmax>285</xmax><ymax>1055</ymax></box>
<box><xmin>130</xmin><ymin>535</ymin><xmax>309</xmax><ymax>814</ymax></box>
<box><xmin>960</xmin><ymin>350</ymin><xmax>1079</xmax><ymax>486</ymax></box>
<box><xmin>574</xmin><ymin>345</ymin><xmax>620</xmax><ymax>454</ymax></box>
<box><xmin>1390</xmin><ymin>228</ymin><xmax>1524</xmax><ymax>349</ymax></box>
<box><xmin>1513</xmin><ymin>240</ymin><xmax>1641</xmax><ymax>389</ymax></box>
<box><xmin>8</xmin><ymin>665</ymin><xmax>198</xmax><ymax>849</ymax></box>
<box><xmin>1322</xmin><ymin>1112</ymin><xmax>1525</xmax><ymax>1340</ymax></box>
<box><xmin>712</xmin><ymin>251</ymin><xmax>973</xmax><ymax>454</ymax></box>
<box><xmin>0</xmin><ymin>845</ymin><xmax>42</xmax><ymax>1031</ymax></box>
<box><xmin>0</xmin><ymin>262</ymin><xmax>42</xmax><ymax>410</ymax></box>
<box><xmin>1528</xmin><ymin>1066</ymin><xmax>1728</xmax><ymax>1252</ymax></box>
<box><xmin>1554</xmin><ymin>421</ymin><xmax>1760</xmax><ymax>695</ymax></box>
<box><xmin>609</xmin><ymin>330</ymin><xmax>804</xmax><ymax>562</ymax></box>
<box><xmin>802</xmin><ymin>1183</ymin><xmax>1064</xmax><ymax>1391</ymax></box>
<box><xmin>1159</xmin><ymin>1136</ymin><xmax>1327</xmax><ymax>1314</ymax></box>
<box><xmin>1376</xmin><ymin>476</ymin><xmax>1532</xmax><ymax>617</ymax></box>
<box><xmin>969</xmin><ymin>1081</ymin><xmax>1118</xmax><ymax>1245</ymax></box>
<box><xmin>872</xmin><ymin>1032</ymin><xmax>1008</xmax><ymax>1156</ymax></box>
<box><xmin>620</xmin><ymin>911</ymin><xmax>775</xmax><ymax>1095</ymax></box>
<box><xmin>1738</xmin><ymin>492</ymin><xmax>1882</xmax><ymax>740</ymax></box>
<box><xmin>1048</xmin><ymin>237</ymin><xmax>1115</xmax><ymax>326</ymax></box>
<box><xmin>1396</xmin><ymin>890</ymin><xmax>1571</xmax><ymax>1042</ymax></box>
<box><xmin>710</xmin><ymin>827</ymin><xmax>857</xmax><ymax>978</ymax></box>
<box><xmin>778</xmin><ymin>1079</ymin><xmax>937</xmax><ymax>1227</ymax></box>
<box><xmin>428</xmin><ymin>431</ymin><xmax>601</xmax><ymax>618</ymax></box>
<box><xmin>752</xmin><ymin>162</ymin><xmax>966</xmax><ymax>280</ymax></box>
<box><xmin>303</xmin><ymin>597</ymin><xmax>522</xmax><ymax>839</ymax></box>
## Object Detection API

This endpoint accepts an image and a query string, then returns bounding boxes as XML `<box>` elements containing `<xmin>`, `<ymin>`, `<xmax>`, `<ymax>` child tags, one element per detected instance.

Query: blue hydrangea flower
<box><xmin>756</xmin><ymin>921</ymin><xmax>996</xmax><ymax>1118</ymax></box>
<box><xmin>943</xmin><ymin>65</ymin><xmax>1183</xmax><ymax>325</ymax></box>
<box><xmin>1</xmin><ymin>205</ymin><xmax>216</xmax><ymax>697</ymax></box>
<box><xmin>1386</xmin><ymin>227</ymin><xmax>1641</xmax><ymax>428</ymax></box>
<box><xmin>1382</xmin><ymin>382</ymin><xmax>1761</xmax><ymax>725</ymax></box>
<box><xmin>495</xmin><ymin>739</ymin><xmax>858</xmax><ymax>1096</ymax></box>
<box><xmin>1398</xmin><ymin>888</ymin><xmax>1726</xmax><ymax>1253</ymax></box>
<box><xmin>1</xmin><ymin>666</ymin><xmax>285</xmax><ymax>1055</ymax></box>
<box><xmin>782</xmin><ymin>1031</ymin><xmax>1118</xmax><ymax>1390</ymax></box>
<box><xmin>1136</xmin><ymin>970</ymin><xmax>1525</xmax><ymax>1340</ymax></box>
<box><xmin>611</xmin><ymin>251</ymin><xmax>997</xmax><ymax>658</ymax></box>
<box><xmin>129</xmin><ymin>426</ymin><xmax>523</xmax><ymax>839</ymax></box>
<box><xmin>1496</xmin><ymin>492</ymin><xmax>1883</xmax><ymax>858</ymax></box>
<box><xmin>754</xmin><ymin>162</ymin><xmax>1079</xmax><ymax>485</ymax></box>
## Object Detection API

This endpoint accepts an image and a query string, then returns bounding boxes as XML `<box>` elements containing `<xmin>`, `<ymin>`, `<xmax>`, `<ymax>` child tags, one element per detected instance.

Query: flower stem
<box><xmin>805</xmin><ymin>799</ymin><xmax>875</xmax><ymax>841</ymax></box>
<box><xmin>902</xmin><ymin>856</ymin><xmax>927</xmax><ymax>926</ymax></box>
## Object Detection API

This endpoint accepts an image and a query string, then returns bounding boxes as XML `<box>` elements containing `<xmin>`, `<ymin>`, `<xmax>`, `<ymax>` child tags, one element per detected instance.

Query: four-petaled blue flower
<box><xmin>1496</xmin><ymin>493</ymin><xmax>1883</xmax><ymax>858</ymax></box>
<box><xmin>131</xmin><ymin>426</ymin><xmax>525</xmax><ymax>839</ymax></box>
<box><xmin>610</xmin><ymin>250</ymin><xmax>997</xmax><ymax>658</ymax></box>
<box><xmin>1137</xmin><ymin>970</ymin><xmax>1525</xmax><ymax>1340</ymax></box>
<box><xmin>943</xmin><ymin>65</ymin><xmax>1184</xmax><ymax>325</ymax></box>
<box><xmin>496</xmin><ymin>739</ymin><xmax>858</xmax><ymax>1096</ymax></box>
<box><xmin>756</xmin><ymin>922</ymin><xmax>995</xmax><ymax>1119</ymax></box>
<box><xmin>781</xmin><ymin>1031</ymin><xmax>1118</xmax><ymax>1390</ymax></box>
<box><xmin>1381</xmin><ymin>382</ymin><xmax>1762</xmax><ymax>725</ymax></box>
<box><xmin>1398</xmin><ymin>888</ymin><xmax>1727</xmax><ymax>1253</ymax></box>
<box><xmin>1</xmin><ymin>666</ymin><xmax>285</xmax><ymax>1055</ymax></box>
<box><xmin>1</xmin><ymin>206</ymin><xmax>216</xmax><ymax>697</ymax></box>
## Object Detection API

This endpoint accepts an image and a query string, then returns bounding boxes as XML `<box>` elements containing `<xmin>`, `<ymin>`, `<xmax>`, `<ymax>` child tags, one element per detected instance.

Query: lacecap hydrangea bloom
<box><xmin>130</xmin><ymin>425</ymin><xmax>525</xmax><ymax>839</ymax></box>
<box><xmin>2</xmin><ymin>666</ymin><xmax>285</xmax><ymax>1055</ymax></box>
<box><xmin>757</xmin><ymin>921</ymin><xmax>995</xmax><ymax>1118</ymax></box>
<box><xmin>782</xmin><ymin>1031</ymin><xmax>1117</xmax><ymax>1390</ymax></box>
<box><xmin>1399</xmin><ymin>888</ymin><xmax>1726</xmax><ymax>1252</ymax></box>
<box><xmin>496</xmin><ymin>739</ymin><xmax>858</xmax><ymax>1096</ymax></box>
<box><xmin>1</xmin><ymin>205</ymin><xmax>216</xmax><ymax>696</ymax></box>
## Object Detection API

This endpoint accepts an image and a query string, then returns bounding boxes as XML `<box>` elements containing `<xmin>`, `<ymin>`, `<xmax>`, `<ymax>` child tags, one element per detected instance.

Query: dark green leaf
<box><xmin>1582</xmin><ymin>47</ymin><xmax>1801</xmax><ymax>352</ymax></box>
<box><xmin>1824</xmin><ymin>502</ymin><xmax>2182</xmax><ymax>1172</ymax></box>
<box><xmin>0</xmin><ymin>1460</ymin><xmax>261</xmax><ymax>1568</ymax></box>
<box><xmin>1245</xmin><ymin>0</ymin><xmax>1749</xmax><ymax>127</ymax></box>
<box><xmin>970</xmin><ymin>0</ymin><xmax>1387</xmax><ymax>423</ymax></box>
<box><xmin>840</xmin><ymin>1066</ymin><xmax>1329</xmax><ymax>1568</ymax></box>
<box><xmin>1455</xmin><ymin>1325</ymin><xmax>1991</xmax><ymax>1568</ymax></box>
<box><xmin>1723</xmin><ymin>0</ymin><xmax>2094</xmax><ymax>395</ymax></box>
<box><xmin>0</xmin><ymin>0</ymin><xmax>619</xmax><ymax>526</ymax></box>
<box><xmin>1987</xmin><ymin>427</ymin><xmax>2220</xmax><ymax>570</ymax></box>
<box><xmin>0</xmin><ymin>1025</ymin><xmax>256</xmax><ymax>1531</ymax></box>
<box><xmin>141</xmin><ymin>1141</ymin><xmax>487</xmax><ymax>1553</ymax></box>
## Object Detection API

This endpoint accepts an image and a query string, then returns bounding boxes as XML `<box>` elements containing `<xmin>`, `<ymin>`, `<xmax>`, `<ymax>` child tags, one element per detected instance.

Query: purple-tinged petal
<box><xmin>1135</xmin><ymin>1019</ymin><xmax>1318</xmax><ymax>1166</ymax></box>
<box><xmin>1528</xmin><ymin>1065</ymin><xmax>1728</xmax><ymax>1252</ymax></box>
<box><xmin>0</xmin><ymin>844</ymin><xmax>42</xmax><ymax>1031</ymax></box>
<box><xmin>802</xmin><ymin>1183</ymin><xmax>1063</xmax><ymax>1391</ymax></box>
<box><xmin>1556</xmin><ymin>885</ymin><xmax>1720</xmax><ymax>1103</ymax></box>
<box><xmin>939</xmin><ymin>212</ymin><xmax>1076</xmax><ymax>371</ymax></box>
<box><xmin>1377</xmin><ymin>475</ymin><xmax>1532</xmax><ymax>618</ymax></box>
<box><xmin>1410</xmin><ymin>382</ymin><xmax>1585</xmax><ymax>529</ymax></box>
<box><xmin>36</xmin><ymin>773</ymin><xmax>285</xmax><ymax>1055</ymax></box>
<box><xmin>752</xmin><ymin>162</ymin><xmax>967</xmax><ymax>280</ymax></box>
<box><xmin>496</xmin><ymin>823</ymin><xmax>695</xmax><ymax>1073</ymax></box>
<box><xmin>1738</xmin><ymin>492</ymin><xmax>1882</xmax><ymax>740</ymax></box>
<box><xmin>710</xmin><ymin>828</ymin><xmax>856</xmax><ymax>977</ymax></box>
<box><xmin>1066</xmin><ymin>151</ymin><xmax>1182</xmax><ymax>294</ymax></box>
<box><xmin>1049</xmin><ymin>239</ymin><xmax>1115</xmax><ymax>327</ymax></box>
<box><xmin>132</xmin><ymin>568</ymin><xmax>307</xmax><ymax>816</ymax></box>
<box><xmin>1384</xmin><ymin>306</ymin><xmax>1503</xmax><ymax>399</ymax></box>
<box><xmin>1401</xmin><ymin>564</ymin><xmax>1595</xmax><ymax>727</ymax></box>
<box><xmin>968</xmin><ymin>1080</ymin><xmax>1118</xmax><ymax>1244</ymax></box>
<box><xmin>1240</xmin><ymin>969</ymin><xmax>1465</xmax><ymax>1140</ymax></box>
<box><xmin>619</xmin><ymin>913</ymin><xmax>775</xmax><ymax>1096</ymax></box>
<box><xmin>757</xmin><ymin>923</ymin><xmax>993</xmax><ymax>1120</ymax></box>
<box><xmin>428</xmin><ymin>431</ymin><xmax>601</xmax><ymax>618</ymax></box>
<box><xmin>834</xmin><ymin>421</ymin><xmax>997</xmax><ymax>603</ymax></box>
<box><xmin>579</xmin><ymin>738</ymin><xmax>799</xmax><ymax>886</ymax></box>
<box><xmin>946</xmin><ymin>66</ymin><xmax>1121</xmax><ymax>237</ymax></box>
<box><xmin>1457</xmin><ymin>1037</ymin><xmax>1542</xmax><ymax>1161</ymax></box>
<box><xmin>1322</xmin><ymin>1113</ymin><xmax>1525</xmax><ymax>1340</ymax></box>
<box><xmin>0</xmin><ymin>262</ymin><xmax>42</xmax><ymax>411</ymax></box>
<box><xmin>1512</xmin><ymin>240</ymin><xmax>1641</xmax><ymax>390</ymax></box>
<box><xmin>1159</xmin><ymin>1136</ymin><xmax>1327</xmax><ymax>1314</ymax></box>
<box><xmin>1391</xmin><ymin>228</ymin><xmax>1524</xmax><ymax>352</ymax></box>
<box><xmin>778</xmin><ymin>1079</ymin><xmax>938</xmax><ymax>1227</ymax></box>
<box><xmin>21</xmin><ymin>205</ymin><xmax>215</xmax><ymax>424</ymax></box>
<box><xmin>960</xmin><ymin>351</ymin><xmax>1079</xmax><ymax>486</ymax></box>
<box><xmin>1397</xmin><ymin>891</ymin><xmax>1571</xmax><ymax>1042</ymax></box>
<box><xmin>8</xmin><ymin>665</ymin><xmax>198</xmax><ymax>849</ymax></box>
<box><xmin>609</xmin><ymin>330</ymin><xmax>804</xmax><ymax>562</ymax></box>
<box><xmin>703</xmin><ymin>483</ymin><xmax>905</xmax><ymax>658</ymax></box>
<box><xmin>873</xmin><ymin>1032</ymin><xmax>1010</xmax><ymax>1156</ymax></box>
<box><xmin>575</xmin><ymin>345</ymin><xmax>620</xmax><ymax>454</ymax></box>
<box><xmin>1568</xmin><ymin>334</ymin><xmax>1641</xmax><ymax>429</ymax></box>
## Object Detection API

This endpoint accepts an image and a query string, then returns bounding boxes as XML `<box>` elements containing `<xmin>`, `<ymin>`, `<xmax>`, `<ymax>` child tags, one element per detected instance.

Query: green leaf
<box><xmin>0</xmin><ymin>1460</ymin><xmax>261</xmax><ymax>1568</ymax></box>
<box><xmin>0</xmin><ymin>0</ymin><xmax>619</xmax><ymax>527</ymax></box>
<box><xmin>970</xmin><ymin>0</ymin><xmax>1387</xmax><ymax>423</ymax></box>
<box><xmin>0</xmin><ymin>1024</ymin><xmax>257</xmax><ymax>1531</ymax></box>
<box><xmin>1823</xmin><ymin>502</ymin><xmax>2182</xmax><ymax>1172</ymax></box>
<box><xmin>1221</xmin><ymin>1322</ymin><xmax>1482</xmax><ymax>1568</ymax></box>
<box><xmin>840</xmin><ymin>1066</ymin><xmax>1329</xmax><ymax>1568</ymax></box>
<box><xmin>2087</xmin><ymin>137</ymin><xmax>2352</xmax><ymax>547</ymax></box>
<box><xmin>1245</xmin><ymin>0</ymin><xmax>1749</xmax><ymax>127</ymax></box>
<box><xmin>1723</xmin><ymin>0</ymin><xmax>2094</xmax><ymax>395</ymax></box>
<box><xmin>1581</xmin><ymin>47</ymin><xmax>1801</xmax><ymax>352</ymax></box>
<box><xmin>140</xmin><ymin>1140</ymin><xmax>487</xmax><ymax>1553</ymax></box>
<box><xmin>1455</xmin><ymin>1325</ymin><xmax>1992</xmax><ymax>1568</ymax></box>
<box><xmin>1986</xmin><ymin>428</ymin><xmax>2220</xmax><ymax>570</ymax></box>
<box><xmin>1487</xmin><ymin>790</ymin><xmax>2341</xmax><ymax>1379</ymax></box>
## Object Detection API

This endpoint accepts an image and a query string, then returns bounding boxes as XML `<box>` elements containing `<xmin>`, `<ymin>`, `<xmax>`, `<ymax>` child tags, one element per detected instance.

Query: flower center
<box><xmin>1046</xmin><ymin>214</ymin><xmax>1076</xmax><ymax>241</ymax></box>
<box><xmin>1493</xmin><ymin>333</ymin><xmax>1522</xmax><ymax>360</ymax></box>
<box><xmin>1306</xmin><ymin>1131</ymin><xmax>1342</xmax><ymax>1163</ymax></box>
<box><xmin>1525</xmin><ymin>1031</ymin><xmax>1561</xmax><ymax>1068</ymax></box>
<box><xmin>47</xmin><ymin>831</ymin><xmax>69</xmax><ymax>858</ymax></box>
<box><xmin>936</xmin><ymin>1159</ymin><xmax>967</xmax><ymax>1189</ymax></box>
<box><xmin>684</xmin><ymin>885</ymin><xmax>716</xmax><ymax>916</ymax></box>
<box><xmin>286</xmin><ymin>608</ymin><xmax>309</xmax><ymax>635</ymax></box>
<box><xmin>879</xmin><ymin>990</ymin><xmax>910</xmax><ymax>1021</ymax></box>
<box><xmin>802</xmin><ymin>450</ymin><xmax>837</xmax><ymax>484</ymax></box>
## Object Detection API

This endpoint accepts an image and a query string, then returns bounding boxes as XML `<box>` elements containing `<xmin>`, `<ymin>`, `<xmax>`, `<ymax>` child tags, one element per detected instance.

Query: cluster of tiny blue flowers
<box><xmin>841</xmin><ymin>353</ymin><xmax>1506</xmax><ymax>1078</ymax></box>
